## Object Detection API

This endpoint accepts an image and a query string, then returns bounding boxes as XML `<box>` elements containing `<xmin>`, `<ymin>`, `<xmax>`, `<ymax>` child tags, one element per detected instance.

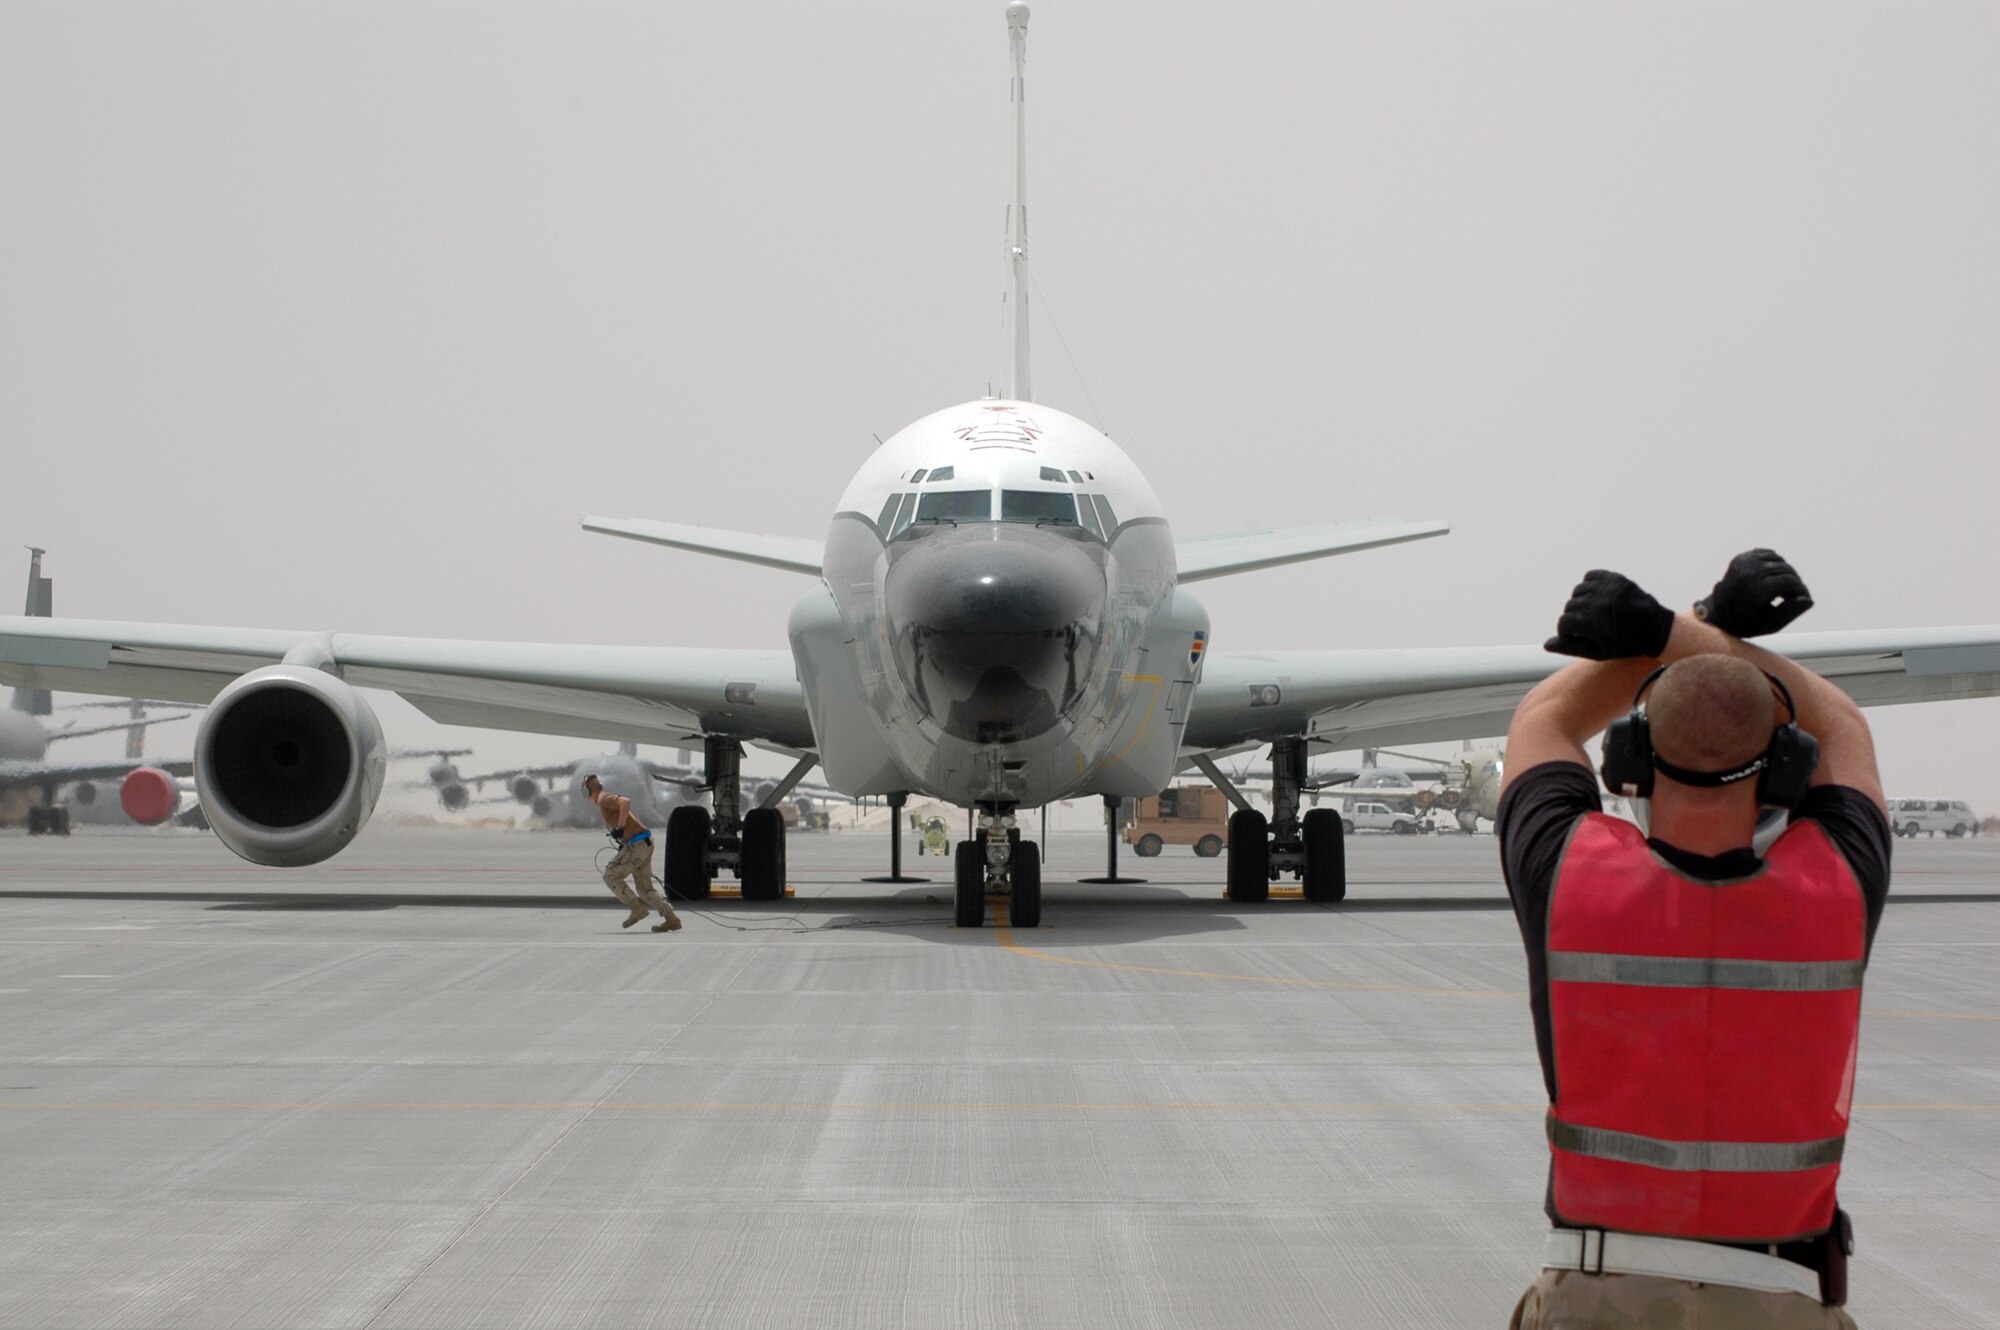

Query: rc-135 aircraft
<box><xmin>4</xmin><ymin>3</ymin><xmax>1998</xmax><ymax>927</ymax></box>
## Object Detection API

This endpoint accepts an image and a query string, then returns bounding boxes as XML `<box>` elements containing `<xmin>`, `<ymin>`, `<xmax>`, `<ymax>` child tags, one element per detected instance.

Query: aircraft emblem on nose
<box><xmin>1189</xmin><ymin>631</ymin><xmax>1207</xmax><ymax>671</ymax></box>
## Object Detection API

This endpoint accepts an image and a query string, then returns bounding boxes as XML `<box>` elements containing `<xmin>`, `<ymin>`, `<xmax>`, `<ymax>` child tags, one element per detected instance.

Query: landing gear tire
<box><xmin>740</xmin><ymin>807</ymin><xmax>786</xmax><ymax>901</ymax></box>
<box><xmin>953</xmin><ymin>841</ymin><xmax>985</xmax><ymax>928</ymax></box>
<box><xmin>664</xmin><ymin>805</ymin><xmax>712</xmax><ymax>900</ymax></box>
<box><xmin>1301</xmin><ymin>808</ymin><xmax>1346</xmax><ymax>903</ymax></box>
<box><xmin>1135</xmin><ymin>833</ymin><xmax>1163</xmax><ymax>858</ymax></box>
<box><xmin>1009</xmin><ymin>840</ymin><xmax>1041</xmax><ymax>929</ymax></box>
<box><xmin>1194</xmin><ymin>834</ymin><xmax>1222</xmax><ymax>858</ymax></box>
<box><xmin>1226</xmin><ymin>808</ymin><xmax>1270</xmax><ymax>902</ymax></box>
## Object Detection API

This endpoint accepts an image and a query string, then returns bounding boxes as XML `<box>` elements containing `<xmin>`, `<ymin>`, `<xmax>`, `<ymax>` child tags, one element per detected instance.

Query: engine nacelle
<box><xmin>194</xmin><ymin>665</ymin><xmax>386</xmax><ymax>867</ymax></box>
<box><xmin>510</xmin><ymin>775</ymin><xmax>539</xmax><ymax>804</ymax></box>
<box><xmin>439</xmin><ymin>783</ymin><xmax>469</xmax><ymax>812</ymax></box>
<box><xmin>120</xmin><ymin>767</ymin><xmax>183</xmax><ymax>826</ymax></box>
<box><xmin>73</xmin><ymin>780</ymin><xmax>99</xmax><ymax>806</ymax></box>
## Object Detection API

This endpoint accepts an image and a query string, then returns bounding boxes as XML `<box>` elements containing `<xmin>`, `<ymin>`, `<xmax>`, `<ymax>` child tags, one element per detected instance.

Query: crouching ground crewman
<box><xmin>582</xmin><ymin>774</ymin><xmax>683</xmax><ymax>933</ymax></box>
<box><xmin>1500</xmin><ymin>550</ymin><xmax>1889</xmax><ymax>1329</ymax></box>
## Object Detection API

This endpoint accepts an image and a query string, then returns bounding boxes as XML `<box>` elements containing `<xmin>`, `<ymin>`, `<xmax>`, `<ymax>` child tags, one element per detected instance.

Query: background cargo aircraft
<box><xmin>3</xmin><ymin>6</ymin><xmax>1998</xmax><ymax>925</ymax></box>
<box><xmin>1</xmin><ymin>551</ymin><xmax>196</xmax><ymax>833</ymax></box>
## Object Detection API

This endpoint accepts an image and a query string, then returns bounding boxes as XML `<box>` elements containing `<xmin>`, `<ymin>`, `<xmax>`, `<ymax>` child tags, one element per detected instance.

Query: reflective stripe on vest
<box><xmin>1547</xmin><ymin>1114</ymin><xmax>1846</xmax><ymax>1173</ymax></box>
<box><xmin>1544</xmin><ymin>813</ymin><xmax>1866</xmax><ymax>1244</ymax></box>
<box><xmin>1546</xmin><ymin>952</ymin><xmax>1865</xmax><ymax>992</ymax></box>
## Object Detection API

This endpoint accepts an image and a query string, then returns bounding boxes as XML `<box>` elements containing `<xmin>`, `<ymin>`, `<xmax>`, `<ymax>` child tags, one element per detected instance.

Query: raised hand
<box><xmin>1694</xmin><ymin>548</ymin><xmax>1814</xmax><ymax>639</ymax></box>
<box><xmin>1544</xmin><ymin>569</ymin><xmax>1677</xmax><ymax>661</ymax></box>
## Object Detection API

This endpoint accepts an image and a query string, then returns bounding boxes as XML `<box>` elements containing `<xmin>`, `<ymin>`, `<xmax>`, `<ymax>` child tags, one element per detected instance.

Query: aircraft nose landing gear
<box><xmin>953</xmin><ymin>806</ymin><xmax>1041</xmax><ymax>929</ymax></box>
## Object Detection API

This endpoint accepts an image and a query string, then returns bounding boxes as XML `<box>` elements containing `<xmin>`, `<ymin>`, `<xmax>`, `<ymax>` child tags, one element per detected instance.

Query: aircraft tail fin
<box><xmin>11</xmin><ymin>547</ymin><xmax>52</xmax><ymax>714</ymax></box>
<box><xmin>581</xmin><ymin>517</ymin><xmax>823</xmax><ymax>577</ymax></box>
<box><xmin>1174</xmin><ymin>519</ymin><xmax>1450</xmax><ymax>583</ymax></box>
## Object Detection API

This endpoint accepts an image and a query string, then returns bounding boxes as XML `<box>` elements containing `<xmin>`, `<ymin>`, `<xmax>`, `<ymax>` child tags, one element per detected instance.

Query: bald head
<box><xmin>1648</xmin><ymin>654</ymin><xmax>1778</xmax><ymax>778</ymax></box>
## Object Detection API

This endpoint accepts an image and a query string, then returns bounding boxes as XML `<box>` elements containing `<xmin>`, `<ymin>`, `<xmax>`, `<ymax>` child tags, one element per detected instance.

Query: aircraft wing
<box><xmin>1173</xmin><ymin>519</ymin><xmax>1449</xmax><ymax>582</ymax></box>
<box><xmin>581</xmin><ymin>517</ymin><xmax>824</xmax><ymax>576</ymax></box>
<box><xmin>43</xmin><ymin>713</ymin><xmax>199</xmax><ymax>743</ymax></box>
<box><xmin>1185</xmin><ymin>626</ymin><xmax>2000</xmax><ymax>755</ymax></box>
<box><xmin>0</xmin><ymin>757</ymin><xmax>194</xmax><ymax>793</ymax></box>
<box><xmin>0</xmin><ymin>617</ymin><xmax>814</xmax><ymax>751</ymax></box>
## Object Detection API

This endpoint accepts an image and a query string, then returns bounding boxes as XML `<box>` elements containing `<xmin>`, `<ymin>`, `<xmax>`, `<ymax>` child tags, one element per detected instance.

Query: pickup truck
<box><xmin>1343</xmin><ymin>801</ymin><xmax>1420</xmax><ymax>835</ymax></box>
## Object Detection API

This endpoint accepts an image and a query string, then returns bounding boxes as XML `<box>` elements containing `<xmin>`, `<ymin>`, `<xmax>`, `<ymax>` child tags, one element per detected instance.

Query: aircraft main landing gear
<box><xmin>952</xmin><ymin>806</ymin><xmax>1041</xmax><ymax>928</ymax></box>
<box><xmin>1223</xmin><ymin>735</ymin><xmax>1346</xmax><ymax>903</ymax></box>
<box><xmin>662</xmin><ymin>737</ymin><xmax>790</xmax><ymax>902</ymax></box>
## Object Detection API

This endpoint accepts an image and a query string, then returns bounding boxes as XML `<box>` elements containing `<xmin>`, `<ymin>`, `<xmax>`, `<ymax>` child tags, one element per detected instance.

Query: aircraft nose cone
<box><xmin>886</xmin><ymin>525</ymin><xmax>1105</xmax><ymax>743</ymax></box>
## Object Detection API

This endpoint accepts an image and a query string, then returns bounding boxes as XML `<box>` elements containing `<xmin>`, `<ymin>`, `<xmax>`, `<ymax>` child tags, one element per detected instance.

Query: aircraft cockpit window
<box><xmin>1039</xmin><ymin>466</ymin><xmax>1066</xmax><ymax>482</ymax></box>
<box><xmin>1075</xmin><ymin>492</ymin><xmax>1104</xmax><ymax>538</ymax></box>
<box><xmin>1066</xmin><ymin>470</ymin><xmax>1084</xmax><ymax>483</ymax></box>
<box><xmin>910</xmin><ymin>468</ymin><xmax>929</xmax><ymax>484</ymax></box>
<box><xmin>927</xmin><ymin>466</ymin><xmax>954</xmax><ymax>482</ymax></box>
<box><xmin>1000</xmin><ymin>490</ymin><xmax>1078</xmax><ymax>524</ymax></box>
<box><xmin>875</xmin><ymin>493</ymin><xmax>902</xmax><ymax>532</ymax></box>
<box><xmin>889</xmin><ymin>491</ymin><xmax>919</xmax><ymax>536</ymax></box>
<box><xmin>915</xmin><ymin>489</ymin><xmax>991</xmax><ymax>523</ymax></box>
<box><xmin>1091</xmin><ymin>494</ymin><xmax>1119</xmax><ymax>531</ymax></box>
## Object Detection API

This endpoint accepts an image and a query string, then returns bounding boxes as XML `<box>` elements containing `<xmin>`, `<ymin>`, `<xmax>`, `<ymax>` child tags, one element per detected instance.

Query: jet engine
<box><xmin>73</xmin><ymin>780</ymin><xmax>99</xmax><ymax>806</ymax></box>
<box><xmin>119</xmin><ymin>767</ymin><xmax>183</xmax><ymax>826</ymax></box>
<box><xmin>438</xmin><ymin>783</ymin><xmax>469</xmax><ymax>812</ymax></box>
<box><xmin>510</xmin><ymin>775</ymin><xmax>539</xmax><ymax>804</ymax></box>
<box><xmin>194</xmin><ymin>665</ymin><xmax>386</xmax><ymax>867</ymax></box>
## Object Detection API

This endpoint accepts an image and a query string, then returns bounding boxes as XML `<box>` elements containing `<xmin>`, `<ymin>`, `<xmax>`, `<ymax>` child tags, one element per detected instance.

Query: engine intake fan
<box><xmin>194</xmin><ymin>664</ymin><xmax>386</xmax><ymax>867</ymax></box>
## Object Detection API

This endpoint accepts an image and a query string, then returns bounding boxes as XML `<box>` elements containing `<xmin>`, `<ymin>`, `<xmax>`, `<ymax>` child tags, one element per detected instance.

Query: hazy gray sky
<box><xmin>3</xmin><ymin>1</ymin><xmax>1996</xmax><ymax>809</ymax></box>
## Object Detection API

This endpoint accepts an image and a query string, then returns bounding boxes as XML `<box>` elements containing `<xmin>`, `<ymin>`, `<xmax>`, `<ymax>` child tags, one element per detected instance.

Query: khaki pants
<box><xmin>1511</xmin><ymin>1269</ymin><xmax>1858</xmax><ymax>1329</ymax></box>
<box><xmin>603</xmin><ymin>838</ymin><xmax>677</xmax><ymax>923</ymax></box>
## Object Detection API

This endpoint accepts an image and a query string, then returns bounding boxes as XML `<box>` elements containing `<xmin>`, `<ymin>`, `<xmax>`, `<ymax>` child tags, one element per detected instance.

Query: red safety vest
<box><xmin>1545</xmin><ymin>814</ymin><xmax>1865</xmax><ymax>1243</ymax></box>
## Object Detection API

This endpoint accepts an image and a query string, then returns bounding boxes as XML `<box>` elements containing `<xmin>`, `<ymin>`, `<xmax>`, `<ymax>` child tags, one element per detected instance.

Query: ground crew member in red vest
<box><xmin>1500</xmin><ymin>550</ymin><xmax>1888</xmax><ymax>1329</ymax></box>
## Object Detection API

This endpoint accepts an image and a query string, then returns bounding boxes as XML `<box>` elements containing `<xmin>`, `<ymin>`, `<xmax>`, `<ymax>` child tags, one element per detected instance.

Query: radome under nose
<box><xmin>886</xmin><ymin>524</ymin><xmax>1105</xmax><ymax>744</ymax></box>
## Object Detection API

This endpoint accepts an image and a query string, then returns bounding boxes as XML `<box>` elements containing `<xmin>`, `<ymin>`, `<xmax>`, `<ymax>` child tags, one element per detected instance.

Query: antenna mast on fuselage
<box><xmin>1000</xmin><ymin>2</ymin><xmax>1031</xmax><ymax>402</ymax></box>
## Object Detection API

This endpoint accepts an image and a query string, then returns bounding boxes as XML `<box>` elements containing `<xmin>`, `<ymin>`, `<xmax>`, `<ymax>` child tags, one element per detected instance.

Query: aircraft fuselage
<box><xmin>790</xmin><ymin>399</ymin><xmax>1207</xmax><ymax>809</ymax></box>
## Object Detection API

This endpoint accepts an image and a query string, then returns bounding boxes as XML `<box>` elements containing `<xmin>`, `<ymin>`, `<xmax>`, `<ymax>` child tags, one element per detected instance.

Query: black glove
<box><xmin>1544</xmin><ymin>569</ymin><xmax>1677</xmax><ymax>660</ymax></box>
<box><xmin>1694</xmin><ymin>548</ymin><xmax>1813</xmax><ymax>638</ymax></box>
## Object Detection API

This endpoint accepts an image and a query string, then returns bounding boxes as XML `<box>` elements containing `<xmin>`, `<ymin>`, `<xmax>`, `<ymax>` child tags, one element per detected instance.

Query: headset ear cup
<box><xmin>1756</xmin><ymin>725</ymin><xmax>1819</xmax><ymax>808</ymax></box>
<box><xmin>1600</xmin><ymin>715</ymin><xmax>1655</xmax><ymax>799</ymax></box>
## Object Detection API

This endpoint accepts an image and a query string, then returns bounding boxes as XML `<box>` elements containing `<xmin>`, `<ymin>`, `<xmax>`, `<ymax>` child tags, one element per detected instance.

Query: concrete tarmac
<box><xmin>0</xmin><ymin>825</ymin><xmax>1994</xmax><ymax>1328</ymax></box>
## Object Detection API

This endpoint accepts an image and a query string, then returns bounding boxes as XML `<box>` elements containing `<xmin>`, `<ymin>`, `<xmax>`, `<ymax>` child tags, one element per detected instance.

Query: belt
<box><xmin>622</xmin><ymin>830</ymin><xmax>652</xmax><ymax>845</ymax></box>
<box><xmin>1543</xmin><ymin>1229</ymin><xmax>1822</xmax><ymax>1301</ymax></box>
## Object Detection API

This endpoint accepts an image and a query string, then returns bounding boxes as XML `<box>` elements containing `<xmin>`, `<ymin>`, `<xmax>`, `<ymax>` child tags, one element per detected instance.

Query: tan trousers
<box><xmin>603</xmin><ymin>838</ymin><xmax>677</xmax><ymax>922</ymax></box>
<box><xmin>1511</xmin><ymin>1269</ymin><xmax>1858</xmax><ymax>1329</ymax></box>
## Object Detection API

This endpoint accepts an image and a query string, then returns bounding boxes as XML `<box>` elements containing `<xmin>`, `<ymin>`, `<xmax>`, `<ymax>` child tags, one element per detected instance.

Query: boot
<box><xmin>621</xmin><ymin>906</ymin><xmax>649</xmax><ymax>929</ymax></box>
<box><xmin>651</xmin><ymin>911</ymin><xmax>683</xmax><ymax>933</ymax></box>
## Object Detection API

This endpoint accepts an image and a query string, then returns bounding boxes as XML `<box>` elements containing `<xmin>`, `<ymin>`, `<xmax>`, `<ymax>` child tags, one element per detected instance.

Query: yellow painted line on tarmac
<box><xmin>988</xmin><ymin>898</ymin><xmax>1518</xmax><ymax>998</ymax></box>
<box><xmin>0</xmin><ymin>1099</ymin><xmax>1542</xmax><ymax>1113</ymax></box>
<box><xmin>2</xmin><ymin>1099</ymin><xmax>1993</xmax><ymax>1114</ymax></box>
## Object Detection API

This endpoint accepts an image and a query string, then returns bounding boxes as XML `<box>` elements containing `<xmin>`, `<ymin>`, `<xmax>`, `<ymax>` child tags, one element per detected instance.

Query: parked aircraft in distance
<box><xmin>1</xmin><ymin>551</ymin><xmax>197</xmax><ymax>834</ymax></box>
<box><xmin>3</xmin><ymin>6</ymin><xmax>1996</xmax><ymax>924</ymax></box>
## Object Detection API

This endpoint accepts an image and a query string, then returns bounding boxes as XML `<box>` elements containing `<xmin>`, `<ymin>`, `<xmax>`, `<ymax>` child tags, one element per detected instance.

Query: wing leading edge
<box><xmin>1186</xmin><ymin>626</ymin><xmax>2000</xmax><ymax>756</ymax></box>
<box><xmin>0</xmin><ymin>617</ymin><xmax>814</xmax><ymax>751</ymax></box>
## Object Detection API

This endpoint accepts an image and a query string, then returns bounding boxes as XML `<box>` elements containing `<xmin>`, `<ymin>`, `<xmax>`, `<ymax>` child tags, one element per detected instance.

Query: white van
<box><xmin>1884</xmin><ymin>798</ymin><xmax>1978</xmax><ymax>839</ymax></box>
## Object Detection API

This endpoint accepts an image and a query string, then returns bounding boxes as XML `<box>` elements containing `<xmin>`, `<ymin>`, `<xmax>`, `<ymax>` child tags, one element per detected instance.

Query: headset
<box><xmin>1599</xmin><ymin>665</ymin><xmax>1819</xmax><ymax>808</ymax></box>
